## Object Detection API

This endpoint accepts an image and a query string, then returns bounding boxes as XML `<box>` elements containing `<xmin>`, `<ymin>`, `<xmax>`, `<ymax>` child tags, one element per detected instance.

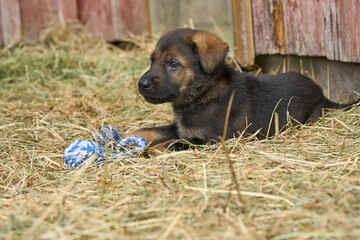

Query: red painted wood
<box><xmin>78</xmin><ymin>0</ymin><xmax>146</xmax><ymax>41</ymax></box>
<box><xmin>0</xmin><ymin>5</ymin><xmax>2</xmax><ymax>46</ymax></box>
<box><xmin>282</xmin><ymin>0</ymin><xmax>325</xmax><ymax>56</ymax></box>
<box><xmin>0</xmin><ymin>0</ymin><xmax>22</xmax><ymax>46</ymax></box>
<box><xmin>334</xmin><ymin>0</ymin><xmax>360</xmax><ymax>62</ymax></box>
<box><xmin>252</xmin><ymin>0</ymin><xmax>280</xmax><ymax>55</ymax></box>
<box><xmin>59</xmin><ymin>0</ymin><xmax>78</xmax><ymax>19</ymax></box>
<box><xmin>115</xmin><ymin>0</ymin><xmax>146</xmax><ymax>38</ymax></box>
<box><xmin>20</xmin><ymin>0</ymin><xmax>77</xmax><ymax>42</ymax></box>
<box><xmin>1</xmin><ymin>0</ymin><xmax>358</xmax><ymax>63</ymax></box>
<box><xmin>252</xmin><ymin>0</ymin><xmax>360</xmax><ymax>63</ymax></box>
<box><xmin>78</xmin><ymin>0</ymin><xmax>116</xmax><ymax>40</ymax></box>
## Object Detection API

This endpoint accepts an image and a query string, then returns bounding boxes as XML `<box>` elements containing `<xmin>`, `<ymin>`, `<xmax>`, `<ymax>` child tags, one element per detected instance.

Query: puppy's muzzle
<box><xmin>138</xmin><ymin>77</ymin><xmax>153</xmax><ymax>90</ymax></box>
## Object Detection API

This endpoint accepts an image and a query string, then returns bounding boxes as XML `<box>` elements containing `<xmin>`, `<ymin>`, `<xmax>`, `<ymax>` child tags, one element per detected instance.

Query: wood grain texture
<box><xmin>78</xmin><ymin>0</ymin><xmax>146</xmax><ymax>41</ymax></box>
<box><xmin>232</xmin><ymin>0</ymin><xmax>255</xmax><ymax>68</ymax></box>
<box><xmin>144</xmin><ymin>0</ymin><xmax>151</xmax><ymax>36</ymax></box>
<box><xmin>0</xmin><ymin>5</ymin><xmax>2</xmax><ymax>46</ymax></box>
<box><xmin>78</xmin><ymin>0</ymin><xmax>114</xmax><ymax>39</ymax></box>
<box><xmin>325</xmin><ymin>0</ymin><xmax>360</xmax><ymax>62</ymax></box>
<box><xmin>0</xmin><ymin>0</ymin><xmax>22</xmax><ymax>46</ymax></box>
<box><xmin>58</xmin><ymin>0</ymin><xmax>78</xmax><ymax>20</ymax></box>
<box><xmin>252</xmin><ymin>0</ymin><xmax>360</xmax><ymax>63</ymax></box>
<box><xmin>273</xmin><ymin>0</ymin><xmax>285</xmax><ymax>54</ymax></box>
<box><xmin>1</xmin><ymin>0</ymin><xmax>145</xmax><ymax>45</ymax></box>
<box><xmin>252</xmin><ymin>0</ymin><xmax>279</xmax><ymax>55</ymax></box>
<box><xmin>282</xmin><ymin>0</ymin><xmax>325</xmax><ymax>56</ymax></box>
<box><xmin>20</xmin><ymin>0</ymin><xmax>77</xmax><ymax>42</ymax></box>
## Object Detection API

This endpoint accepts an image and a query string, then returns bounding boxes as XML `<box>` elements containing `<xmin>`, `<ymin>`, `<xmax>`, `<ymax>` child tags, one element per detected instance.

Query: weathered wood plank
<box><xmin>144</xmin><ymin>0</ymin><xmax>151</xmax><ymax>36</ymax></box>
<box><xmin>322</xmin><ymin>0</ymin><xmax>360</xmax><ymax>62</ymax></box>
<box><xmin>20</xmin><ymin>0</ymin><xmax>57</xmax><ymax>42</ymax></box>
<box><xmin>252</xmin><ymin>0</ymin><xmax>359</xmax><ymax>63</ymax></box>
<box><xmin>273</xmin><ymin>0</ymin><xmax>285</xmax><ymax>54</ymax></box>
<box><xmin>78</xmin><ymin>0</ymin><xmax>114</xmax><ymax>39</ymax></box>
<box><xmin>282</xmin><ymin>0</ymin><xmax>325</xmax><ymax>56</ymax></box>
<box><xmin>334</xmin><ymin>0</ymin><xmax>360</xmax><ymax>62</ymax></box>
<box><xmin>252</xmin><ymin>0</ymin><xmax>281</xmax><ymax>55</ymax></box>
<box><xmin>113</xmin><ymin>0</ymin><xmax>146</xmax><ymax>38</ymax></box>
<box><xmin>78</xmin><ymin>0</ymin><xmax>146</xmax><ymax>41</ymax></box>
<box><xmin>20</xmin><ymin>0</ymin><xmax>77</xmax><ymax>42</ymax></box>
<box><xmin>0</xmin><ymin>0</ymin><xmax>22</xmax><ymax>46</ymax></box>
<box><xmin>58</xmin><ymin>0</ymin><xmax>78</xmax><ymax>20</ymax></box>
<box><xmin>322</xmin><ymin>0</ymin><xmax>337</xmax><ymax>61</ymax></box>
<box><xmin>0</xmin><ymin>5</ymin><xmax>3</xmax><ymax>46</ymax></box>
<box><xmin>232</xmin><ymin>0</ymin><xmax>255</xmax><ymax>68</ymax></box>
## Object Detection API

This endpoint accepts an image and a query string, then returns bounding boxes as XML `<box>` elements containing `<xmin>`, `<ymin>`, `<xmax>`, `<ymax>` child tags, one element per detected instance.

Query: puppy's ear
<box><xmin>191</xmin><ymin>31</ymin><xmax>229</xmax><ymax>74</ymax></box>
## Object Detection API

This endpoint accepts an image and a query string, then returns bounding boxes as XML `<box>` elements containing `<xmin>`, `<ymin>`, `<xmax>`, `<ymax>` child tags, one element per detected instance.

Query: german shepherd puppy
<box><xmin>123</xmin><ymin>28</ymin><xmax>359</xmax><ymax>151</ymax></box>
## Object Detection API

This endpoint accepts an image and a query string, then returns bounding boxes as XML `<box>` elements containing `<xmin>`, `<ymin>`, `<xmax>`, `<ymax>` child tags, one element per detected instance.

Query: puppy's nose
<box><xmin>138</xmin><ymin>78</ymin><xmax>153</xmax><ymax>89</ymax></box>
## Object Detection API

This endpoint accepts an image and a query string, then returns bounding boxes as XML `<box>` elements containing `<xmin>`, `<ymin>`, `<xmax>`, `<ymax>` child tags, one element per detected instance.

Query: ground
<box><xmin>1</xmin><ymin>25</ymin><xmax>360</xmax><ymax>240</ymax></box>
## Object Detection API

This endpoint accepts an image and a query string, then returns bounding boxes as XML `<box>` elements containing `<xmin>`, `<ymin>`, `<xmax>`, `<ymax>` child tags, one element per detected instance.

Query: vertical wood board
<box><xmin>333</xmin><ymin>0</ymin><xmax>360</xmax><ymax>62</ymax></box>
<box><xmin>58</xmin><ymin>0</ymin><xmax>78</xmax><ymax>20</ymax></box>
<box><xmin>0</xmin><ymin>0</ymin><xmax>22</xmax><ymax>46</ymax></box>
<box><xmin>252</xmin><ymin>0</ymin><xmax>279</xmax><ymax>55</ymax></box>
<box><xmin>114</xmin><ymin>0</ymin><xmax>146</xmax><ymax>38</ymax></box>
<box><xmin>232</xmin><ymin>0</ymin><xmax>255</xmax><ymax>67</ymax></box>
<box><xmin>20</xmin><ymin>0</ymin><xmax>77</xmax><ymax>42</ymax></box>
<box><xmin>144</xmin><ymin>0</ymin><xmax>151</xmax><ymax>36</ymax></box>
<box><xmin>252</xmin><ymin>0</ymin><xmax>360</xmax><ymax>63</ymax></box>
<box><xmin>78</xmin><ymin>0</ymin><xmax>146</xmax><ymax>41</ymax></box>
<box><xmin>0</xmin><ymin>5</ymin><xmax>2</xmax><ymax>46</ymax></box>
<box><xmin>282</xmin><ymin>0</ymin><xmax>325</xmax><ymax>56</ymax></box>
<box><xmin>78</xmin><ymin>0</ymin><xmax>115</xmax><ymax>40</ymax></box>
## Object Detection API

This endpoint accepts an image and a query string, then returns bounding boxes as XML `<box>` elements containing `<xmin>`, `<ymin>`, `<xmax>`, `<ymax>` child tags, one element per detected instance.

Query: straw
<box><xmin>1</xmin><ymin>23</ymin><xmax>359</xmax><ymax>239</ymax></box>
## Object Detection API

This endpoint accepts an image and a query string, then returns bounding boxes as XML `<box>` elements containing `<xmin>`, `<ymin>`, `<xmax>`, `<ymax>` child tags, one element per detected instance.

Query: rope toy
<box><xmin>64</xmin><ymin>125</ymin><xmax>147</xmax><ymax>169</ymax></box>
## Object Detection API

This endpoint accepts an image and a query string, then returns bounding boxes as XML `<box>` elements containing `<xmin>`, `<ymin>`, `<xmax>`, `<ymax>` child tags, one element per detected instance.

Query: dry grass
<box><xmin>1</xmin><ymin>24</ymin><xmax>360</xmax><ymax>240</ymax></box>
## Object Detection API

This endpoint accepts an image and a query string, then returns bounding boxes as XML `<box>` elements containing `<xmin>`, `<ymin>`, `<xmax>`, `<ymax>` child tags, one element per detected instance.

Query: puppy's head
<box><xmin>138</xmin><ymin>28</ymin><xmax>229</xmax><ymax>104</ymax></box>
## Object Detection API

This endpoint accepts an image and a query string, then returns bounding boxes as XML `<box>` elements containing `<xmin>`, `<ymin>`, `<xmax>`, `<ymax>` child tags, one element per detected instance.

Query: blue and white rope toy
<box><xmin>64</xmin><ymin>125</ymin><xmax>147</xmax><ymax>169</ymax></box>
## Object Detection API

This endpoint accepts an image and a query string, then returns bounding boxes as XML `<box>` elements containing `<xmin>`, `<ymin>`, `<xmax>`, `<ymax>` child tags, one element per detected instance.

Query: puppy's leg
<box><xmin>122</xmin><ymin>123</ymin><xmax>180</xmax><ymax>155</ymax></box>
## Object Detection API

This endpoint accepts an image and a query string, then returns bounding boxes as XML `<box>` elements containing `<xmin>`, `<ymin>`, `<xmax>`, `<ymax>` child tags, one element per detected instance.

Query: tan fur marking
<box><xmin>176</xmin><ymin>68</ymin><xmax>194</xmax><ymax>93</ymax></box>
<box><xmin>164</xmin><ymin>47</ymin><xmax>189</xmax><ymax>64</ymax></box>
<box><xmin>122</xmin><ymin>129</ymin><xmax>165</xmax><ymax>146</ymax></box>
<box><xmin>191</xmin><ymin>31</ymin><xmax>229</xmax><ymax>73</ymax></box>
<box><xmin>122</xmin><ymin>131</ymin><xmax>179</xmax><ymax>156</ymax></box>
<box><xmin>153</xmin><ymin>77</ymin><xmax>160</xmax><ymax>84</ymax></box>
<box><xmin>146</xmin><ymin>140</ymin><xmax>179</xmax><ymax>156</ymax></box>
<box><xmin>174</xmin><ymin>55</ymin><xmax>190</xmax><ymax>68</ymax></box>
<box><xmin>158</xmin><ymin>46</ymin><xmax>194</xmax><ymax>93</ymax></box>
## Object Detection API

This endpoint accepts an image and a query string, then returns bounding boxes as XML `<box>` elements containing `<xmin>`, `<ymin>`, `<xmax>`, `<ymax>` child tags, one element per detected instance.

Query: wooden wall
<box><xmin>252</xmin><ymin>0</ymin><xmax>360</xmax><ymax>63</ymax></box>
<box><xmin>0</xmin><ymin>0</ymin><xmax>146</xmax><ymax>47</ymax></box>
<box><xmin>148</xmin><ymin>0</ymin><xmax>360</xmax><ymax>66</ymax></box>
<box><xmin>0</xmin><ymin>0</ymin><xmax>22</xmax><ymax>46</ymax></box>
<box><xmin>20</xmin><ymin>0</ymin><xmax>78</xmax><ymax>42</ymax></box>
<box><xmin>78</xmin><ymin>0</ymin><xmax>146</xmax><ymax>41</ymax></box>
<box><xmin>1</xmin><ymin>0</ymin><xmax>359</xmax><ymax>66</ymax></box>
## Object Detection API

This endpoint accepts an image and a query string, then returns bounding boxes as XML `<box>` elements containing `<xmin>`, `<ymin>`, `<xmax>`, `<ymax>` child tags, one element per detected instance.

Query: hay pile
<box><xmin>1</xmin><ymin>24</ymin><xmax>359</xmax><ymax>240</ymax></box>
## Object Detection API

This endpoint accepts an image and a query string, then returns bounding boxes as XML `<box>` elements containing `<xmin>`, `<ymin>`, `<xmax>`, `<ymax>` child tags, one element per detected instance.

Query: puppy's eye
<box><xmin>168</xmin><ymin>60</ymin><xmax>180</xmax><ymax>69</ymax></box>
